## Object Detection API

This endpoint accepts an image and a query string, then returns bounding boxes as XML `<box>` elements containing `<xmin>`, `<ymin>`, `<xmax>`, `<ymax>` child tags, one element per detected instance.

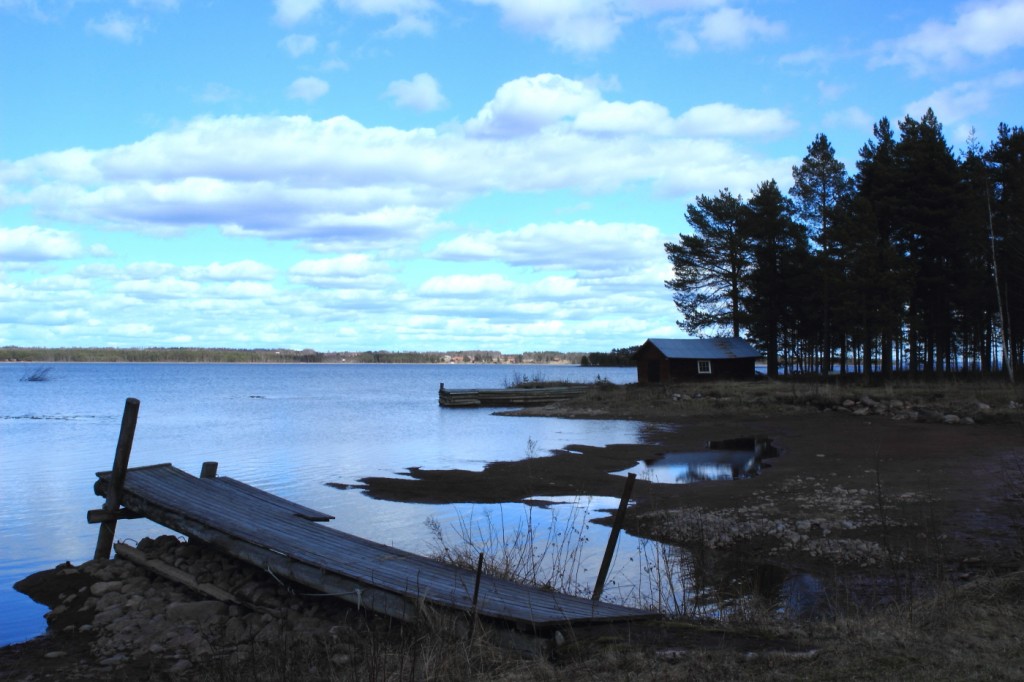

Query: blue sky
<box><xmin>2</xmin><ymin>0</ymin><xmax>1022</xmax><ymax>353</ymax></box>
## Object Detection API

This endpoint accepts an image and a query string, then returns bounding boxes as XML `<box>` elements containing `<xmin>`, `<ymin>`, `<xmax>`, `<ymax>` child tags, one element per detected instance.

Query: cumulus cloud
<box><xmin>287</xmin><ymin>76</ymin><xmax>330</xmax><ymax>101</ymax></box>
<box><xmin>465</xmin><ymin>74</ymin><xmax>603</xmax><ymax>137</ymax></box>
<box><xmin>0</xmin><ymin>226</ymin><xmax>82</xmax><ymax>261</ymax></box>
<box><xmin>280</xmin><ymin>34</ymin><xmax>318</xmax><ymax>57</ymax></box>
<box><xmin>385</xmin><ymin>73</ymin><xmax>447</xmax><ymax>111</ymax></box>
<box><xmin>0</xmin><ymin>74</ymin><xmax>792</xmax><ymax>250</ymax></box>
<box><xmin>872</xmin><ymin>0</ymin><xmax>1024</xmax><ymax>74</ymax></box>
<box><xmin>289</xmin><ymin>254</ymin><xmax>395</xmax><ymax>288</ymax></box>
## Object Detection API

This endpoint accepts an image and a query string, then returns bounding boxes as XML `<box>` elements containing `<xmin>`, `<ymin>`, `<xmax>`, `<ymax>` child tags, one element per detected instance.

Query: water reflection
<box><xmin>616</xmin><ymin>439</ymin><xmax>777</xmax><ymax>484</ymax></box>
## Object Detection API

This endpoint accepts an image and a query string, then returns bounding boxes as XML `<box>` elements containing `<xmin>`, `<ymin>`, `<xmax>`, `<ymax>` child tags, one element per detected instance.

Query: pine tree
<box><xmin>742</xmin><ymin>180</ymin><xmax>810</xmax><ymax>376</ymax></box>
<box><xmin>790</xmin><ymin>133</ymin><xmax>854</xmax><ymax>373</ymax></box>
<box><xmin>665</xmin><ymin>189</ymin><xmax>749</xmax><ymax>337</ymax></box>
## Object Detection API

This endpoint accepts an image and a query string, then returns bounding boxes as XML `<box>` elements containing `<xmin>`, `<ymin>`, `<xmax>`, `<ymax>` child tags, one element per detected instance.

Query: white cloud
<box><xmin>289</xmin><ymin>254</ymin><xmax>394</xmax><ymax>288</ymax></box>
<box><xmin>0</xmin><ymin>226</ymin><xmax>82</xmax><ymax>261</ymax></box>
<box><xmin>181</xmin><ymin>260</ymin><xmax>277</xmax><ymax>281</ymax></box>
<box><xmin>573</xmin><ymin>101</ymin><xmax>674</xmax><ymax>136</ymax></box>
<box><xmin>287</xmin><ymin>76</ymin><xmax>330</xmax><ymax>101</ymax></box>
<box><xmin>114</xmin><ymin>277</ymin><xmax>202</xmax><ymax>299</ymax></box>
<box><xmin>1</xmin><ymin>75</ymin><xmax>792</xmax><ymax>250</ymax></box>
<box><xmin>465</xmin><ymin>74</ymin><xmax>603</xmax><ymax>138</ymax></box>
<box><xmin>274</xmin><ymin>0</ymin><xmax>324</xmax><ymax>25</ymax></box>
<box><xmin>385</xmin><ymin>73</ymin><xmax>447</xmax><ymax>111</ymax></box>
<box><xmin>280</xmin><ymin>34</ymin><xmax>318</xmax><ymax>57</ymax></box>
<box><xmin>469</xmin><ymin>0</ymin><xmax>733</xmax><ymax>53</ymax></box>
<box><xmin>872</xmin><ymin>0</ymin><xmax>1024</xmax><ymax>74</ymax></box>
<box><xmin>419</xmin><ymin>273</ymin><xmax>514</xmax><ymax>297</ymax></box>
<box><xmin>430</xmin><ymin>221</ymin><xmax>665</xmax><ymax>277</ymax></box>
<box><xmin>676</xmin><ymin>103</ymin><xmax>796</xmax><ymax>137</ymax></box>
<box><xmin>659</xmin><ymin>17</ymin><xmax>699</xmax><ymax>53</ymax></box>
<box><xmin>86</xmin><ymin>12</ymin><xmax>146</xmax><ymax>43</ymax></box>
<box><xmin>699</xmin><ymin>6</ymin><xmax>785</xmax><ymax>48</ymax></box>
<box><xmin>468</xmin><ymin>0</ymin><xmax>622</xmax><ymax>53</ymax></box>
<box><xmin>904</xmin><ymin>69</ymin><xmax>1024</xmax><ymax>123</ymax></box>
<box><xmin>381</xmin><ymin>13</ymin><xmax>433</xmax><ymax>36</ymax></box>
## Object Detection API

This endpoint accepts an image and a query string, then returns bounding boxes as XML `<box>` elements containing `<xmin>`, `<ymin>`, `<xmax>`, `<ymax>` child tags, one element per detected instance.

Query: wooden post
<box><xmin>93</xmin><ymin>398</ymin><xmax>141</xmax><ymax>561</ymax></box>
<box><xmin>200</xmin><ymin>461</ymin><xmax>219</xmax><ymax>479</ymax></box>
<box><xmin>592</xmin><ymin>472</ymin><xmax>636</xmax><ymax>602</ymax></box>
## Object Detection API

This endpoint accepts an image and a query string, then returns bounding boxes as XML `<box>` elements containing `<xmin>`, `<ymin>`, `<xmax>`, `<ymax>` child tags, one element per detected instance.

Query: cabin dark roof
<box><xmin>644</xmin><ymin>338</ymin><xmax>760</xmax><ymax>360</ymax></box>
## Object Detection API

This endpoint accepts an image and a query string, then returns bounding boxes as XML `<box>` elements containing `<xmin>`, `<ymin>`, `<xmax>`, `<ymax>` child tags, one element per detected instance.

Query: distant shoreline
<box><xmin>0</xmin><ymin>346</ymin><xmax>635</xmax><ymax>367</ymax></box>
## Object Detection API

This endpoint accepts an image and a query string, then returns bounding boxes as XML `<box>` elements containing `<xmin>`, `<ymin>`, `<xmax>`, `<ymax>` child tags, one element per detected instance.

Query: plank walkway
<box><xmin>438</xmin><ymin>383</ymin><xmax>589</xmax><ymax>407</ymax></box>
<box><xmin>96</xmin><ymin>464</ymin><xmax>655</xmax><ymax>632</ymax></box>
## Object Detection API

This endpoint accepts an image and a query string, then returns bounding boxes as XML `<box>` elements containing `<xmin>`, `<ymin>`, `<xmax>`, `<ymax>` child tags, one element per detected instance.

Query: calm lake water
<box><xmin>1</xmin><ymin>362</ymin><xmax>651</xmax><ymax>646</ymax></box>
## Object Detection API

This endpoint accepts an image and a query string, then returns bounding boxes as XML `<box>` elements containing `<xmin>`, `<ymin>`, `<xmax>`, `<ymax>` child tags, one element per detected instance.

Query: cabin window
<box><xmin>697</xmin><ymin>360</ymin><xmax>712</xmax><ymax>375</ymax></box>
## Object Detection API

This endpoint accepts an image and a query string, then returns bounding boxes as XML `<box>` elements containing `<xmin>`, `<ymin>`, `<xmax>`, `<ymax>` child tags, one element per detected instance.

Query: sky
<box><xmin>1</xmin><ymin>1</ymin><xmax>1023</xmax><ymax>353</ymax></box>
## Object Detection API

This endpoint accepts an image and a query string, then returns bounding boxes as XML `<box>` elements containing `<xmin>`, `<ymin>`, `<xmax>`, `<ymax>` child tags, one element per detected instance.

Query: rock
<box><xmin>100</xmin><ymin>653</ymin><xmax>128</xmax><ymax>666</ymax></box>
<box><xmin>169</xmin><ymin>659</ymin><xmax>193</xmax><ymax>675</ymax></box>
<box><xmin>166</xmin><ymin>599</ymin><xmax>228</xmax><ymax>622</ymax></box>
<box><xmin>860</xmin><ymin>395</ymin><xmax>879</xmax><ymax>407</ymax></box>
<box><xmin>942</xmin><ymin>414</ymin><xmax>961</xmax><ymax>425</ymax></box>
<box><xmin>90</xmin><ymin>581</ymin><xmax>123</xmax><ymax>597</ymax></box>
<box><xmin>44</xmin><ymin>651</ymin><xmax>67</xmax><ymax>659</ymax></box>
<box><xmin>853</xmin><ymin>407</ymin><xmax>871</xmax><ymax>416</ymax></box>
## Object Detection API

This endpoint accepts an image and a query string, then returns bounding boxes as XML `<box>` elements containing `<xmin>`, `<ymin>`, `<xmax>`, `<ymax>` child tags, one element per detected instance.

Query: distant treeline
<box><xmin>0</xmin><ymin>346</ymin><xmax>593</xmax><ymax>365</ymax></box>
<box><xmin>665</xmin><ymin>113</ymin><xmax>1024</xmax><ymax>378</ymax></box>
<box><xmin>579</xmin><ymin>346</ymin><xmax>640</xmax><ymax>367</ymax></box>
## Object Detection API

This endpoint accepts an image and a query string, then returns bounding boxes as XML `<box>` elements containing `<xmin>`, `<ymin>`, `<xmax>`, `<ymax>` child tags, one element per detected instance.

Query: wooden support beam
<box><xmin>93</xmin><ymin>398</ymin><xmax>140</xmax><ymax>561</ymax></box>
<box><xmin>87</xmin><ymin>508</ymin><xmax>144</xmax><ymax>524</ymax></box>
<box><xmin>592</xmin><ymin>472</ymin><xmax>636</xmax><ymax>602</ymax></box>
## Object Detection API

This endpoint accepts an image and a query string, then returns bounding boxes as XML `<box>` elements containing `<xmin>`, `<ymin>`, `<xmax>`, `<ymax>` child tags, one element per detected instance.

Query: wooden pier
<box><xmin>438</xmin><ymin>382</ymin><xmax>589</xmax><ymax>407</ymax></box>
<box><xmin>89</xmin><ymin>399</ymin><xmax>654</xmax><ymax>640</ymax></box>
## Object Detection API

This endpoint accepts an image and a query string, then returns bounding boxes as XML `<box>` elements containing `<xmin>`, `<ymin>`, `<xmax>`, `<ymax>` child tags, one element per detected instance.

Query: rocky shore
<box><xmin>7</xmin><ymin>536</ymin><xmax>363</xmax><ymax>680</ymax></box>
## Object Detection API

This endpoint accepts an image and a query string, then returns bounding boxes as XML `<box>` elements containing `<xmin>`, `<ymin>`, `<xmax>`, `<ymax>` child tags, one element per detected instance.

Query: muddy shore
<box><xmin>357</xmin><ymin>383</ymin><xmax>1024</xmax><ymax>574</ymax></box>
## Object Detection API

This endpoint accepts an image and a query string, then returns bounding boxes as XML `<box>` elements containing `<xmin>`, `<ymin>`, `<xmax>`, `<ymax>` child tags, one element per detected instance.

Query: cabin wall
<box><xmin>635</xmin><ymin>349</ymin><xmax>755</xmax><ymax>383</ymax></box>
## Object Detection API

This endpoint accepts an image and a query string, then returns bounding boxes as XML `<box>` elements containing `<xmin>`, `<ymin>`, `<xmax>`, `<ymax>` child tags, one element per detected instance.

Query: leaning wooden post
<box><xmin>93</xmin><ymin>398</ymin><xmax>141</xmax><ymax>561</ymax></box>
<box><xmin>592</xmin><ymin>472</ymin><xmax>636</xmax><ymax>602</ymax></box>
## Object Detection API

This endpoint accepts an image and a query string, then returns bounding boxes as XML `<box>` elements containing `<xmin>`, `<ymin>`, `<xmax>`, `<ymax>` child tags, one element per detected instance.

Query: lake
<box><xmin>1</xmin><ymin>362</ymin><xmax>650</xmax><ymax>646</ymax></box>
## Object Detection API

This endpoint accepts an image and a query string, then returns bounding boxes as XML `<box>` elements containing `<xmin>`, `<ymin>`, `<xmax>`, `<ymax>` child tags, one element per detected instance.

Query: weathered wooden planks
<box><xmin>438</xmin><ymin>383</ymin><xmax>589</xmax><ymax>407</ymax></box>
<box><xmin>95</xmin><ymin>464</ymin><xmax>655</xmax><ymax>631</ymax></box>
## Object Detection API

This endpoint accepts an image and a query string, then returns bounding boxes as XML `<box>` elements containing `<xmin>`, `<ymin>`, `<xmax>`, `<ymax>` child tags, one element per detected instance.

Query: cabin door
<box><xmin>647</xmin><ymin>360</ymin><xmax>661</xmax><ymax>383</ymax></box>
